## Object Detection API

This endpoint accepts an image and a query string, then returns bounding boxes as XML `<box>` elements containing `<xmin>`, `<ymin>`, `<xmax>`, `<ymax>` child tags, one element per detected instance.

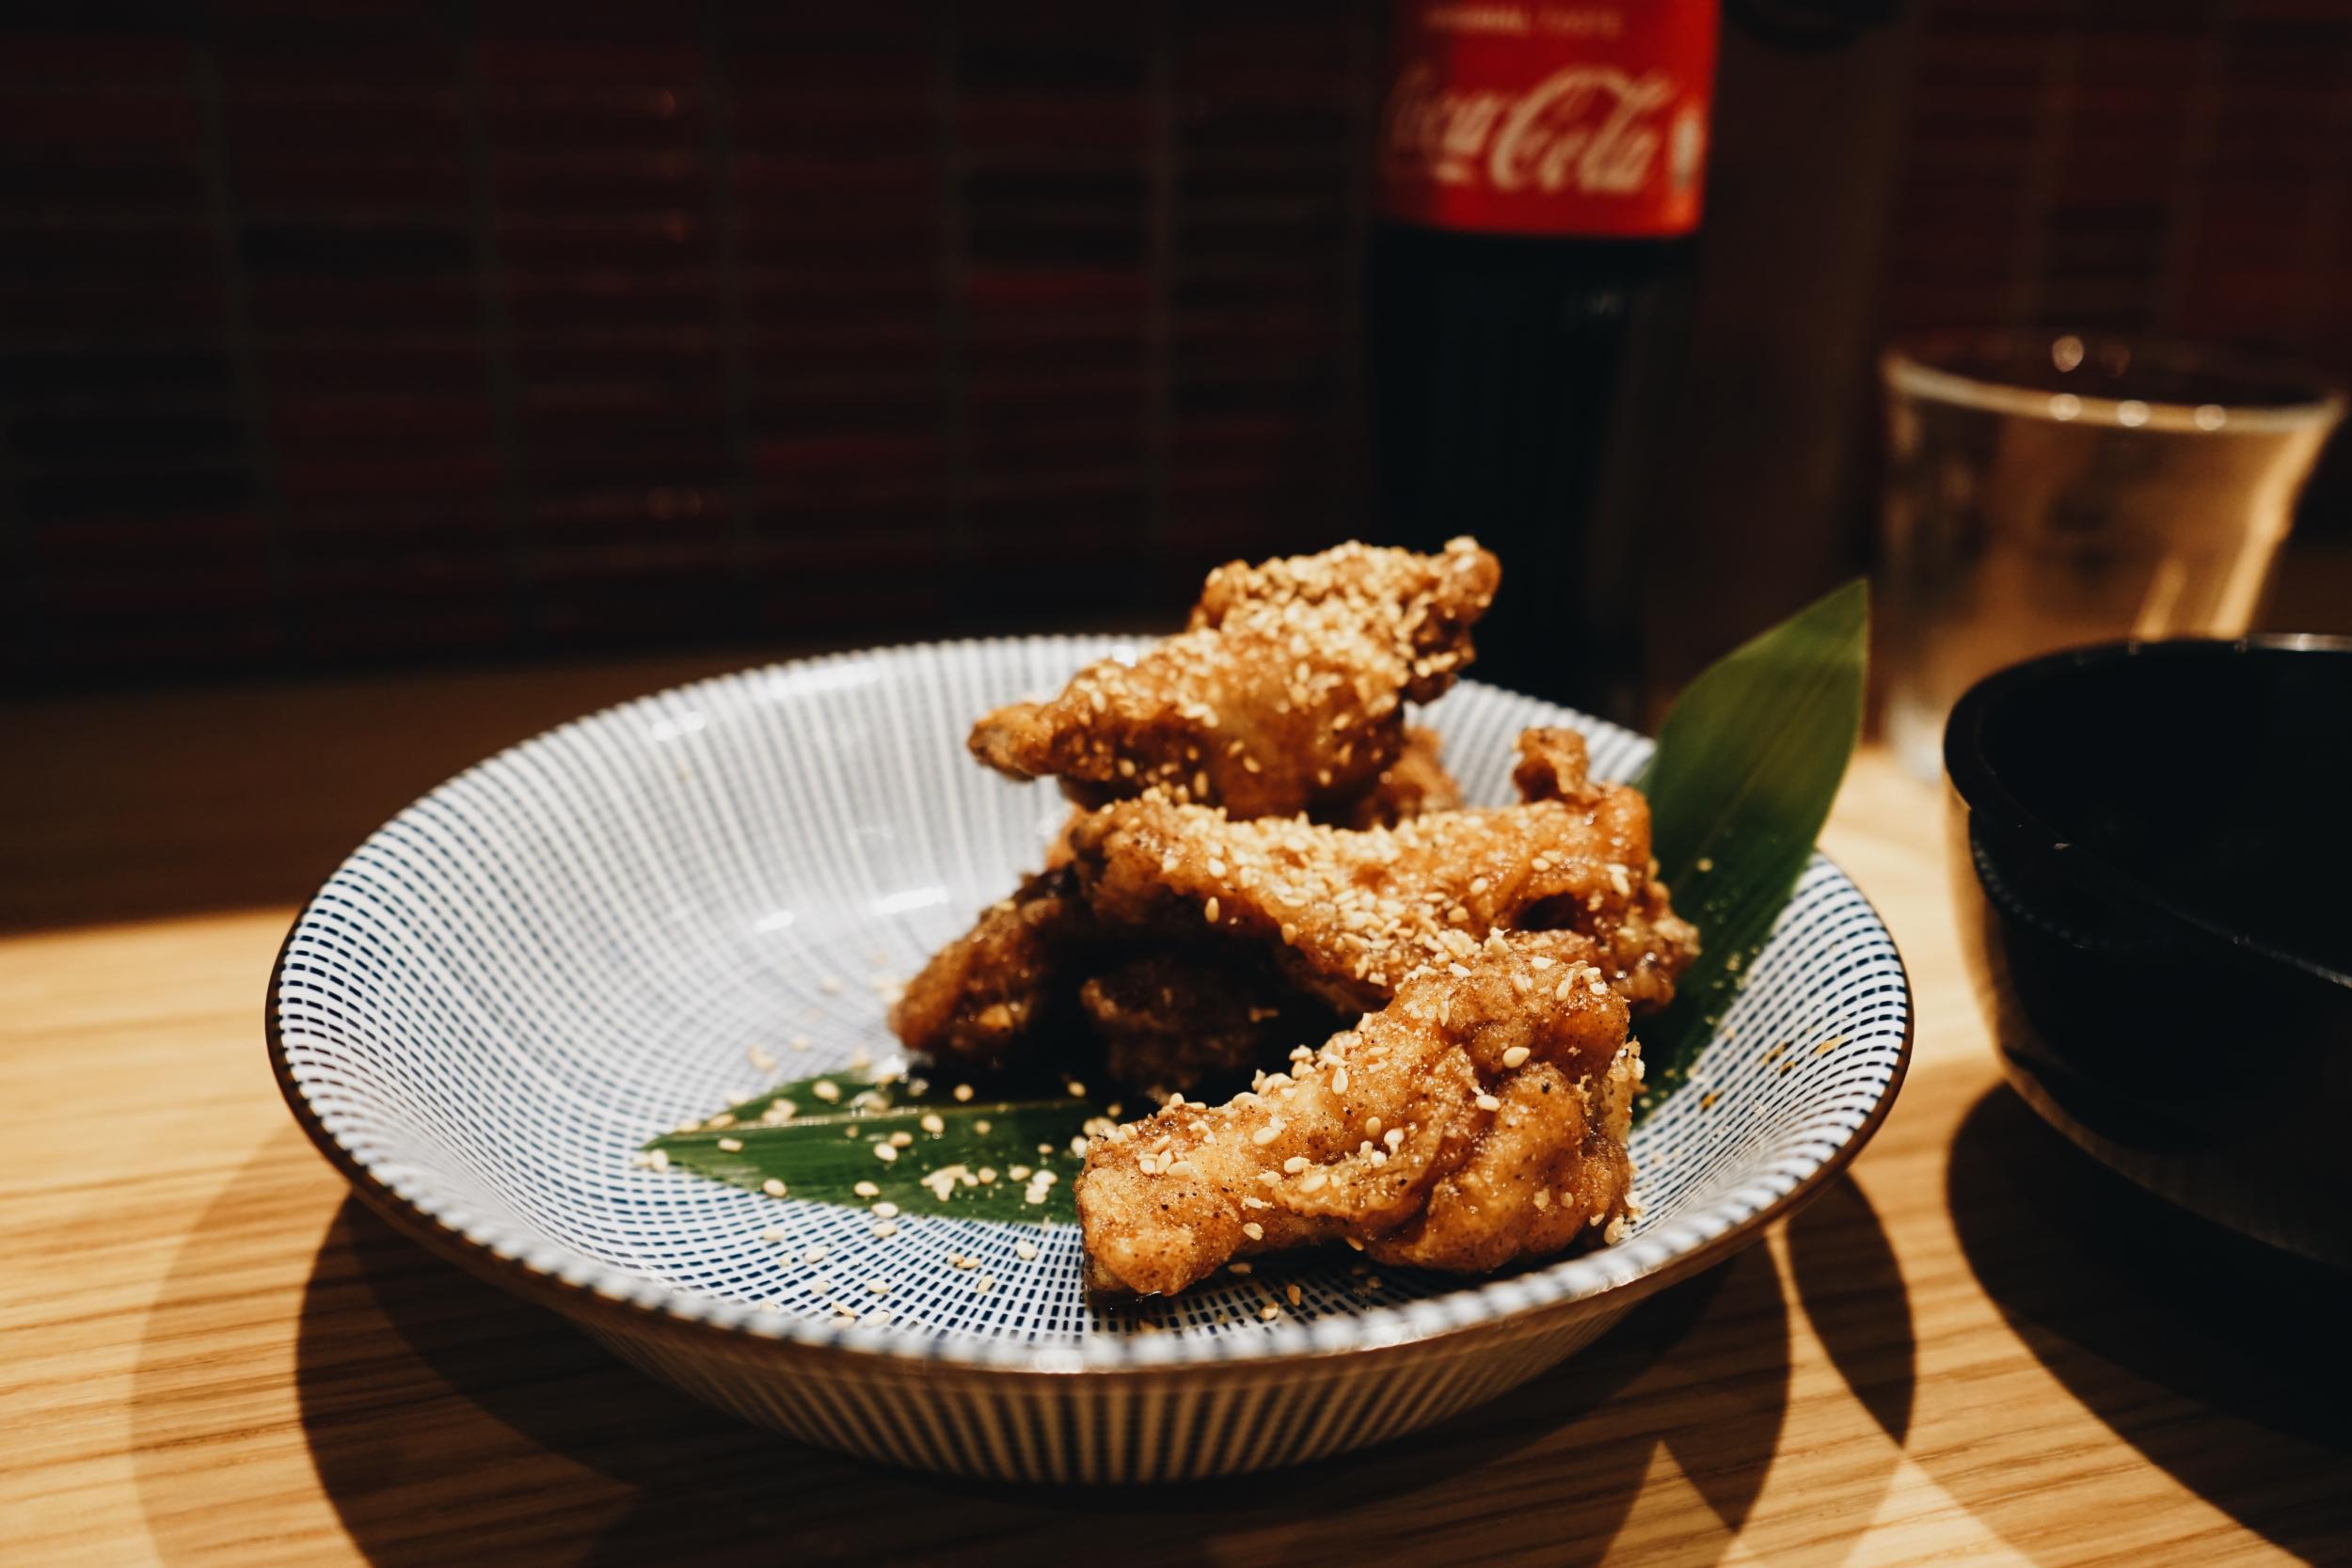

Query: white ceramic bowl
<box><xmin>269</xmin><ymin>638</ymin><xmax>1911</xmax><ymax>1482</ymax></box>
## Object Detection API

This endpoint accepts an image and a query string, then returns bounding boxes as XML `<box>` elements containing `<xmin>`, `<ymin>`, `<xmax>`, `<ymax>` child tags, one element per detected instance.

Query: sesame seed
<box><xmin>952</xmin><ymin>1083</ymin><xmax>974</xmax><ymax>1102</ymax></box>
<box><xmin>646</xmin><ymin>1148</ymin><xmax>670</xmax><ymax>1171</ymax></box>
<box><xmin>1260</xmin><ymin>1305</ymin><xmax>1281</xmax><ymax>1322</ymax></box>
<box><xmin>1281</xmin><ymin>1156</ymin><xmax>1310</xmax><ymax>1174</ymax></box>
<box><xmin>1015</xmin><ymin>1241</ymin><xmax>1040</xmax><ymax>1261</ymax></box>
<box><xmin>1297</xmin><ymin>1169</ymin><xmax>1329</xmax><ymax>1194</ymax></box>
<box><xmin>1501</xmin><ymin>1046</ymin><xmax>1531</xmax><ymax>1069</ymax></box>
<box><xmin>866</xmin><ymin>1279</ymin><xmax>891</xmax><ymax>1295</ymax></box>
<box><xmin>760</xmin><ymin>1227</ymin><xmax>786</xmax><ymax>1243</ymax></box>
<box><xmin>803</xmin><ymin>1244</ymin><xmax>829</xmax><ymax>1262</ymax></box>
<box><xmin>717</xmin><ymin>1137</ymin><xmax>744</xmax><ymax>1152</ymax></box>
<box><xmin>977</xmin><ymin>1275</ymin><xmax>995</xmax><ymax>1292</ymax></box>
<box><xmin>1343</xmin><ymin>1235</ymin><xmax>1364</xmax><ymax>1251</ymax></box>
<box><xmin>1066</xmin><ymin>1080</ymin><xmax>1088</xmax><ymax>1098</ymax></box>
<box><xmin>1166</xmin><ymin>1159</ymin><xmax>1203</xmax><ymax>1179</ymax></box>
<box><xmin>873</xmin><ymin>1144</ymin><xmax>898</xmax><ymax>1163</ymax></box>
<box><xmin>1365</xmin><ymin>1116</ymin><xmax>1382</xmax><ymax>1135</ymax></box>
<box><xmin>975</xmin><ymin>1119</ymin><xmax>992</xmax><ymax>1134</ymax></box>
<box><xmin>1250</xmin><ymin>1122</ymin><xmax>1282</xmax><ymax>1147</ymax></box>
<box><xmin>871</xmin><ymin>1222</ymin><xmax>898</xmax><ymax>1239</ymax></box>
<box><xmin>853</xmin><ymin>1180</ymin><xmax>880</xmax><ymax>1197</ymax></box>
<box><xmin>871</xmin><ymin>1201</ymin><xmax>898</xmax><ymax>1218</ymax></box>
<box><xmin>889</xmin><ymin>1131</ymin><xmax>914</xmax><ymax>1148</ymax></box>
<box><xmin>1204</xmin><ymin>897</ymin><xmax>1221</xmax><ymax>924</ymax></box>
<box><xmin>1383</xmin><ymin>1128</ymin><xmax>1405</xmax><ymax>1148</ymax></box>
<box><xmin>1009</xmin><ymin>1164</ymin><xmax>1031</xmax><ymax>1180</ymax></box>
<box><xmin>762</xmin><ymin>1178</ymin><xmax>787</xmax><ymax>1196</ymax></box>
<box><xmin>1242</xmin><ymin>1222</ymin><xmax>1265</xmax><ymax>1241</ymax></box>
<box><xmin>1285</xmin><ymin>1283</ymin><xmax>1303</xmax><ymax>1307</ymax></box>
<box><xmin>810</xmin><ymin>1080</ymin><xmax>841</xmax><ymax>1102</ymax></box>
<box><xmin>920</xmin><ymin>1114</ymin><xmax>946</xmax><ymax>1134</ymax></box>
<box><xmin>977</xmin><ymin>1167</ymin><xmax>998</xmax><ymax>1184</ymax></box>
<box><xmin>1474</xmin><ymin>1094</ymin><xmax>1502</xmax><ymax>1112</ymax></box>
<box><xmin>1332</xmin><ymin>1068</ymin><xmax>1349</xmax><ymax>1093</ymax></box>
<box><xmin>951</xmin><ymin>1255</ymin><xmax>977</xmax><ymax>1269</ymax></box>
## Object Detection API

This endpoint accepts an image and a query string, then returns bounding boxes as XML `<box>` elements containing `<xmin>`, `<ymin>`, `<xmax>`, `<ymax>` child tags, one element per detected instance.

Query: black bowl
<box><xmin>1945</xmin><ymin>636</ymin><xmax>2352</xmax><ymax>1267</ymax></box>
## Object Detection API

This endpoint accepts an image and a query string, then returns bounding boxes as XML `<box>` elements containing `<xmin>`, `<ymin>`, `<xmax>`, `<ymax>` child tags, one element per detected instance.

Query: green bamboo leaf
<box><xmin>644</xmin><ymin>1073</ymin><xmax>1103</xmax><ymax>1224</ymax></box>
<box><xmin>1632</xmin><ymin>579</ymin><xmax>1868</xmax><ymax>1113</ymax></box>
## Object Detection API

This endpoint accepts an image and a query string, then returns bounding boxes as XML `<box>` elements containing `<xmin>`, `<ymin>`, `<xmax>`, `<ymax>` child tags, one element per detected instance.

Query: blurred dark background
<box><xmin>5</xmin><ymin>0</ymin><xmax>2349</xmax><ymax>700</ymax></box>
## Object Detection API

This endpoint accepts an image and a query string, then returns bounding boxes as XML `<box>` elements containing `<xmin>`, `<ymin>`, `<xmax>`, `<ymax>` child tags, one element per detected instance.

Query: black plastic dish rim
<box><xmin>1942</xmin><ymin>633</ymin><xmax>2352</xmax><ymax>995</ymax></box>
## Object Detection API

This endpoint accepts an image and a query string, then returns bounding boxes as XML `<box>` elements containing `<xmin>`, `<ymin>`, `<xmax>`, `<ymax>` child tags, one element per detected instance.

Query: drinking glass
<box><xmin>1878</xmin><ymin>332</ymin><xmax>2344</xmax><ymax>779</ymax></box>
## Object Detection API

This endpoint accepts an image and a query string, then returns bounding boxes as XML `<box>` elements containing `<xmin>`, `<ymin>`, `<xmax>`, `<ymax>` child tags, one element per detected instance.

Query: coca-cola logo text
<box><xmin>1380</xmin><ymin>62</ymin><xmax>1677</xmax><ymax>199</ymax></box>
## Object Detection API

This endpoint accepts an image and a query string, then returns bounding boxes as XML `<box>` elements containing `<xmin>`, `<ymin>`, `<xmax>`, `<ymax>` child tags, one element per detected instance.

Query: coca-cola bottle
<box><xmin>1369</xmin><ymin>0</ymin><xmax>1720</xmax><ymax>722</ymax></box>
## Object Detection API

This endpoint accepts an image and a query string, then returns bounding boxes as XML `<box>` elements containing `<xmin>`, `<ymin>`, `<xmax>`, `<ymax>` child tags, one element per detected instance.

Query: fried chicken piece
<box><xmin>891</xmin><ymin>872</ymin><xmax>1337</xmax><ymax>1088</ymax></box>
<box><xmin>901</xmin><ymin>723</ymin><xmax>1461</xmax><ymax>1085</ymax></box>
<box><xmin>1325</xmin><ymin>725</ymin><xmax>1462</xmax><ymax>829</ymax></box>
<box><xmin>1078</xmin><ymin>951</ymin><xmax>1342</xmax><ymax>1096</ymax></box>
<box><xmin>1076</xmin><ymin>932</ymin><xmax>1642</xmax><ymax>1295</ymax></box>
<box><xmin>968</xmin><ymin>538</ymin><xmax>1500</xmax><ymax>819</ymax></box>
<box><xmin>887</xmin><ymin>866</ymin><xmax>1096</xmax><ymax>1069</ymax></box>
<box><xmin>1067</xmin><ymin>727</ymin><xmax>1699</xmax><ymax>1016</ymax></box>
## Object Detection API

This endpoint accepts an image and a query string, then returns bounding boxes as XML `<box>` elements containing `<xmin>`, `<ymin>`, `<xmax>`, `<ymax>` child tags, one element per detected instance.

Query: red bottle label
<box><xmin>1375</xmin><ymin>1</ymin><xmax>1720</xmax><ymax>238</ymax></box>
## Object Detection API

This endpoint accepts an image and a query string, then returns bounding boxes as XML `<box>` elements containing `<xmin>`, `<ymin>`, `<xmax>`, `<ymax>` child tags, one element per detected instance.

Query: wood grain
<box><xmin>3</xmin><ymin>661</ymin><xmax>2345</xmax><ymax>1567</ymax></box>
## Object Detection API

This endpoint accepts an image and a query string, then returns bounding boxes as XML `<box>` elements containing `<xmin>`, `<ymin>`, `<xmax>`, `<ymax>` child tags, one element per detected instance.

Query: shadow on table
<box><xmin>1784</xmin><ymin>1173</ymin><xmax>1915</xmax><ymax>1448</ymax></box>
<box><xmin>189</xmin><ymin>1198</ymin><xmax>1827</xmax><ymax>1568</ymax></box>
<box><xmin>1931</xmin><ymin>1086</ymin><xmax>2352</xmax><ymax>1563</ymax></box>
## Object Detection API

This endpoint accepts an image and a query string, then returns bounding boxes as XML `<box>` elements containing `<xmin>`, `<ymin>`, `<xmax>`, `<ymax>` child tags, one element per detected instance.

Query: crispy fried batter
<box><xmin>1066</xmin><ymin>727</ymin><xmax>1699</xmax><ymax>1016</ymax></box>
<box><xmin>891</xmin><ymin>876</ymin><xmax>1339</xmax><ymax>1089</ymax></box>
<box><xmin>1325</xmin><ymin>725</ymin><xmax>1462</xmax><ymax>829</ymax></box>
<box><xmin>1078</xmin><ymin>951</ymin><xmax>1341</xmax><ymax>1096</ymax></box>
<box><xmin>968</xmin><ymin>538</ymin><xmax>1499</xmax><ymax>819</ymax></box>
<box><xmin>1075</xmin><ymin>931</ymin><xmax>1641</xmax><ymax>1295</ymax></box>
<box><xmin>886</xmin><ymin>867</ymin><xmax>1095</xmax><ymax>1069</ymax></box>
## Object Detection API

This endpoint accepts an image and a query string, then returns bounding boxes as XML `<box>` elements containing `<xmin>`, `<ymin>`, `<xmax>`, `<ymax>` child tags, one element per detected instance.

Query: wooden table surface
<box><xmin>5</xmin><ymin>654</ymin><xmax>2347</xmax><ymax>1568</ymax></box>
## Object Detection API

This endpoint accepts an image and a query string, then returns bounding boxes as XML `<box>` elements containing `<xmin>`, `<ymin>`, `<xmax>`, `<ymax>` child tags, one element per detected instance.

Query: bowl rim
<box><xmin>267</xmin><ymin>636</ymin><xmax>1915</xmax><ymax>1380</ymax></box>
<box><xmin>1944</xmin><ymin>633</ymin><xmax>2352</xmax><ymax>994</ymax></box>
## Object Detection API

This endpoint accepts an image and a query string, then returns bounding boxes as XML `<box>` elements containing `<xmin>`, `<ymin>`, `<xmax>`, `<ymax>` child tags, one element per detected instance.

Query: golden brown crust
<box><xmin>885</xmin><ymin>867</ymin><xmax>1096</xmax><ymax>1072</ymax></box>
<box><xmin>1074</xmin><ymin>932</ymin><xmax>1641</xmax><ymax>1295</ymax></box>
<box><xmin>1324</xmin><ymin>725</ymin><xmax>1463</xmax><ymax>829</ymax></box>
<box><xmin>1063</xmin><ymin>728</ymin><xmax>1698</xmax><ymax>1018</ymax></box>
<box><xmin>968</xmin><ymin>538</ymin><xmax>1499</xmax><ymax>820</ymax></box>
<box><xmin>1077</xmin><ymin>950</ymin><xmax>1340</xmax><ymax>1097</ymax></box>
